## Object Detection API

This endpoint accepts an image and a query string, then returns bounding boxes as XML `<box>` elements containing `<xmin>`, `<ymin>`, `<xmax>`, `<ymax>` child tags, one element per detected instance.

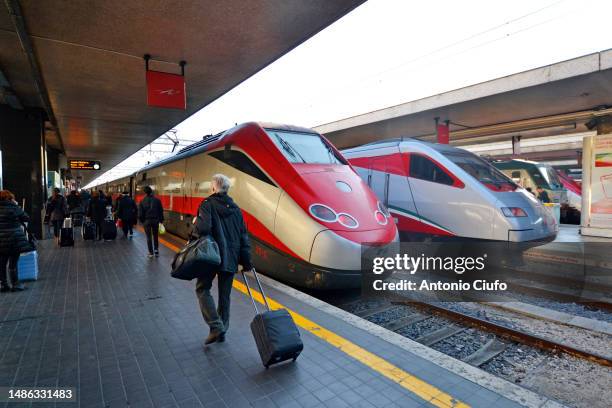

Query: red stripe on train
<box><xmin>136</xmin><ymin>193</ymin><xmax>303</xmax><ymax>260</ymax></box>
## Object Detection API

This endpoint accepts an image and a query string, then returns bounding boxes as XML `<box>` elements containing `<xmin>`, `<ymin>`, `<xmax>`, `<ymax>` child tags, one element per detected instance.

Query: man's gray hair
<box><xmin>211</xmin><ymin>174</ymin><xmax>231</xmax><ymax>193</ymax></box>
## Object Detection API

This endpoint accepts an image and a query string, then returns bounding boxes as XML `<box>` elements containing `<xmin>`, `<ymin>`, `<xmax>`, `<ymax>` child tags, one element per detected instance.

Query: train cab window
<box><xmin>443</xmin><ymin>151</ymin><xmax>516</xmax><ymax>190</ymax></box>
<box><xmin>409</xmin><ymin>154</ymin><xmax>454</xmax><ymax>186</ymax></box>
<box><xmin>209</xmin><ymin>150</ymin><xmax>275</xmax><ymax>186</ymax></box>
<box><xmin>265</xmin><ymin>129</ymin><xmax>347</xmax><ymax>165</ymax></box>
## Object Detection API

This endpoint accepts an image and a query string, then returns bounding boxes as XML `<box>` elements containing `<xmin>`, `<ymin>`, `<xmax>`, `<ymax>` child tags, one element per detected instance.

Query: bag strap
<box><xmin>241</xmin><ymin>268</ymin><xmax>271</xmax><ymax>314</ymax></box>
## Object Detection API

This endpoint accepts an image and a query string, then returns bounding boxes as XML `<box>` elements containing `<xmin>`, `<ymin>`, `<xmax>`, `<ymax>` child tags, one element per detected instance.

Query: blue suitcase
<box><xmin>18</xmin><ymin>251</ymin><xmax>38</xmax><ymax>281</ymax></box>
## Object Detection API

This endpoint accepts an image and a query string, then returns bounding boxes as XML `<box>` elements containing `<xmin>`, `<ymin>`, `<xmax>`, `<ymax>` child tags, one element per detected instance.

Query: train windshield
<box><xmin>537</xmin><ymin>165</ymin><xmax>563</xmax><ymax>189</ymax></box>
<box><xmin>266</xmin><ymin>129</ymin><xmax>347</xmax><ymax>165</ymax></box>
<box><xmin>443</xmin><ymin>151</ymin><xmax>517</xmax><ymax>190</ymax></box>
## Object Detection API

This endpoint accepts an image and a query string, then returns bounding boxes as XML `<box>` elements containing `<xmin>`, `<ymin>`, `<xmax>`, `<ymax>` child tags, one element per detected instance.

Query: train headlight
<box><xmin>338</xmin><ymin>213</ymin><xmax>359</xmax><ymax>228</ymax></box>
<box><xmin>309</xmin><ymin>204</ymin><xmax>337</xmax><ymax>222</ymax></box>
<box><xmin>377</xmin><ymin>201</ymin><xmax>390</xmax><ymax>217</ymax></box>
<box><xmin>375</xmin><ymin>211</ymin><xmax>388</xmax><ymax>225</ymax></box>
<box><xmin>501</xmin><ymin>207</ymin><xmax>527</xmax><ymax>217</ymax></box>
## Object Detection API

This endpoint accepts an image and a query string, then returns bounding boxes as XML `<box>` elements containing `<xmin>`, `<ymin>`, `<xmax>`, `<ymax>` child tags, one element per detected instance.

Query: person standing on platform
<box><xmin>80</xmin><ymin>189</ymin><xmax>91</xmax><ymax>213</ymax></box>
<box><xmin>66</xmin><ymin>190</ymin><xmax>82</xmax><ymax>212</ymax></box>
<box><xmin>88</xmin><ymin>191</ymin><xmax>107</xmax><ymax>240</ymax></box>
<box><xmin>536</xmin><ymin>187</ymin><xmax>551</xmax><ymax>203</ymax></box>
<box><xmin>0</xmin><ymin>190</ymin><xmax>31</xmax><ymax>292</ymax></box>
<box><xmin>45</xmin><ymin>188</ymin><xmax>67</xmax><ymax>242</ymax></box>
<box><xmin>116</xmin><ymin>191</ymin><xmax>137</xmax><ymax>238</ymax></box>
<box><xmin>138</xmin><ymin>186</ymin><xmax>164</xmax><ymax>258</ymax></box>
<box><xmin>193</xmin><ymin>174</ymin><xmax>253</xmax><ymax>345</ymax></box>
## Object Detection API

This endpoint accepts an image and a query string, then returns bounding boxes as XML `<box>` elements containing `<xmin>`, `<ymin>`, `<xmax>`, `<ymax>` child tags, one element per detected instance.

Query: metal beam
<box><xmin>4</xmin><ymin>0</ymin><xmax>65</xmax><ymax>153</ymax></box>
<box><xmin>0</xmin><ymin>66</ymin><xmax>23</xmax><ymax>109</ymax></box>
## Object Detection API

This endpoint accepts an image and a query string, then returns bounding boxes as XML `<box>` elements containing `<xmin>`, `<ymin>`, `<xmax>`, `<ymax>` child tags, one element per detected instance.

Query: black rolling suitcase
<box><xmin>59</xmin><ymin>218</ymin><xmax>74</xmax><ymax>247</ymax></box>
<box><xmin>102</xmin><ymin>219</ymin><xmax>117</xmax><ymax>240</ymax></box>
<box><xmin>242</xmin><ymin>268</ymin><xmax>303</xmax><ymax>369</ymax></box>
<box><xmin>82</xmin><ymin>219</ymin><xmax>96</xmax><ymax>240</ymax></box>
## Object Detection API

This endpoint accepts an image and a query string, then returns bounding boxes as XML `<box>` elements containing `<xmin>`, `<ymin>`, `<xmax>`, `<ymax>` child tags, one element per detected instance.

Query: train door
<box><xmin>368</xmin><ymin>157</ymin><xmax>389</xmax><ymax>206</ymax></box>
<box><xmin>367</xmin><ymin>153</ymin><xmax>419</xmax><ymax>238</ymax></box>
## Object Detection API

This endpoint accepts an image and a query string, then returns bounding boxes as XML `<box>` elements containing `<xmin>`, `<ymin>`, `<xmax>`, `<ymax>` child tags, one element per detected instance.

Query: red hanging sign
<box><xmin>437</xmin><ymin>123</ymin><xmax>449</xmax><ymax>144</ymax></box>
<box><xmin>146</xmin><ymin>70</ymin><xmax>186</xmax><ymax>110</ymax></box>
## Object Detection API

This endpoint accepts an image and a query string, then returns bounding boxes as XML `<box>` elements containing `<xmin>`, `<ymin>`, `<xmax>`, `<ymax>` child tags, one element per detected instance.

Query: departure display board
<box><xmin>68</xmin><ymin>160</ymin><xmax>101</xmax><ymax>170</ymax></box>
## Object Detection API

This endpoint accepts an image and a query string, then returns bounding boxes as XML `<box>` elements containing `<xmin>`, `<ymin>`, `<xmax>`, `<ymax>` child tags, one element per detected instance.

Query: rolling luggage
<box><xmin>102</xmin><ymin>219</ymin><xmax>117</xmax><ymax>240</ymax></box>
<box><xmin>18</xmin><ymin>251</ymin><xmax>38</xmax><ymax>281</ymax></box>
<box><xmin>82</xmin><ymin>220</ymin><xmax>96</xmax><ymax>240</ymax></box>
<box><xmin>242</xmin><ymin>268</ymin><xmax>303</xmax><ymax>369</ymax></box>
<box><xmin>59</xmin><ymin>227</ymin><xmax>74</xmax><ymax>247</ymax></box>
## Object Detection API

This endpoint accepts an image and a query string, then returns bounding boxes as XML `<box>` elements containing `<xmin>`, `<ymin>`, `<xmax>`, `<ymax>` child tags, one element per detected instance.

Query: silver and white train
<box><xmin>342</xmin><ymin>139</ymin><xmax>558</xmax><ymax>243</ymax></box>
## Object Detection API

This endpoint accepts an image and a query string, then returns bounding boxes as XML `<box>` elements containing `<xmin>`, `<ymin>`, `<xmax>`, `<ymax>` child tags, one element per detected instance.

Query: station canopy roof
<box><xmin>315</xmin><ymin>49</ymin><xmax>612</xmax><ymax>155</ymax></box>
<box><xmin>0</xmin><ymin>0</ymin><xmax>363</xmax><ymax>184</ymax></box>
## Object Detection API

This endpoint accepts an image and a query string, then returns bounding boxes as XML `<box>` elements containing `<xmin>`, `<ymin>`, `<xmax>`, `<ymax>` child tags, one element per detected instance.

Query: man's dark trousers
<box><xmin>195</xmin><ymin>270</ymin><xmax>234</xmax><ymax>334</ymax></box>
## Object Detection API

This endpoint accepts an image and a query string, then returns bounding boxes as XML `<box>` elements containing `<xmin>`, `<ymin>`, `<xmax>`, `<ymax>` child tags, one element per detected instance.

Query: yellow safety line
<box><xmin>154</xmin><ymin>232</ymin><xmax>468</xmax><ymax>408</ymax></box>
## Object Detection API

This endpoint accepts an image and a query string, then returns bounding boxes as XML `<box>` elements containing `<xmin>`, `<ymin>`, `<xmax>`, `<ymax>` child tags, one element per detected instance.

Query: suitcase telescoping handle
<box><xmin>241</xmin><ymin>268</ymin><xmax>271</xmax><ymax>314</ymax></box>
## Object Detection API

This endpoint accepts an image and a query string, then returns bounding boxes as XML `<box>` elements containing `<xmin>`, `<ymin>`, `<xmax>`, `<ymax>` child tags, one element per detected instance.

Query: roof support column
<box><xmin>0</xmin><ymin>105</ymin><xmax>47</xmax><ymax>238</ymax></box>
<box><xmin>512</xmin><ymin>135</ymin><xmax>521</xmax><ymax>157</ymax></box>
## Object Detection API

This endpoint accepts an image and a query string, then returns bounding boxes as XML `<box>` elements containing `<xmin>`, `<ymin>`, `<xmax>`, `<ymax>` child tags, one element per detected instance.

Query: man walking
<box><xmin>193</xmin><ymin>174</ymin><xmax>252</xmax><ymax>345</ymax></box>
<box><xmin>116</xmin><ymin>191</ymin><xmax>137</xmax><ymax>238</ymax></box>
<box><xmin>138</xmin><ymin>186</ymin><xmax>164</xmax><ymax>257</ymax></box>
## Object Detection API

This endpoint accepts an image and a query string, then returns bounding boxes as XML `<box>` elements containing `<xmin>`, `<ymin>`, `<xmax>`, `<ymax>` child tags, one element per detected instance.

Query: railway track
<box><xmin>340</xmin><ymin>298</ymin><xmax>612</xmax><ymax>369</ymax></box>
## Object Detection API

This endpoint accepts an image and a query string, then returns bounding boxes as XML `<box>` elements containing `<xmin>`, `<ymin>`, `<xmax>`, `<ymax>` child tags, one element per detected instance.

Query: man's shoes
<box><xmin>0</xmin><ymin>285</ymin><xmax>10</xmax><ymax>293</ymax></box>
<box><xmin>204</xmin><ymin>331</ymin><xmax>223</xmax><ymax>345</ymax></box>
<box><xmin>154</xmin><ymin>250</ymin><xmax>159</xmax><ymax>258</ymax></box>
<box><xmin>11</xmin><ymin>285</ymin><xmax>26</xmax><ymax>292</ymax></box>
<box><xmin>217</xmin><ymin>332</ymin><xmax>225</xmax><ymax>343</ymax></box>
<box><xmin>147</xmin><ymin>253</ymin><xmax>154</xmax><ymax>258</ymax></box>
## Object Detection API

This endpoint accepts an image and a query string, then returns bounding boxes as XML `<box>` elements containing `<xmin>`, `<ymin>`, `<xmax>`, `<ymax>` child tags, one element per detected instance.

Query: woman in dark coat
<box><xmin>0</xmin><ymin>190</ymin><xmax>31</xmax><ymax>292</ymax></box>
<box><xmin>88</xmin><ymin>191</ymin><xmax>108</xmax><ymax>240</ymax></box>
<box><xmin>45</xmin><ymin>188</ymin><xmax>67</xmax><ymax>241</ymax></box>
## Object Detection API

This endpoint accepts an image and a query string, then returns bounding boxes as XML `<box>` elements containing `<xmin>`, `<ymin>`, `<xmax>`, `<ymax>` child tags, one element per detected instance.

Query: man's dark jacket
<box><xmin>88</xmin><ymin>197</ymin><xmax>107</xmax><ymax>223</ymax></box>
<box><xmin>0</xmin><ymin>201</ymin><xmax>31</xmax><ymax>256</ymax></box>
<box><xmin>138</xmin><ymin>194</ymin><xmax>164</xmax><ymax>224</ymax></box>
<box><xmin>116</xmin><ymin>195</ymin><xmax>138</xmax><ymax>223</ymax></box>
<box><xmin>194</xmin><ymin>193</ymin><xmax>252</xmax><ymax>273</ymax></box>
<box><xmin>538</xmin><ymin>190</ymin><xmax>551</xmax><ymax>203</ymax></box>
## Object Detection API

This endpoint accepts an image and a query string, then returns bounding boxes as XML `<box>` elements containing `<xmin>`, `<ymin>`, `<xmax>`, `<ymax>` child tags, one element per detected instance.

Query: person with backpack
<box><xmin>45</xmin><ymin>188</ymin><xmax>67</xmax><ymax>242</ymax></box>
<box><xmin>0</xmin><ymin>190</ymin><xmax>32</xmax><ymax>292</ymax></box>
<box><xmin>116</xmin><ymin>191</ymin><xmax>137</xmax><ymax>238</ymax></box>
<box><xmin>192</xmin><ymin>174</ymin><xmax>252</xmax><ymax>345</ymax></box>
<box><xmin>138</xmin><ymin>186</ymin><xmax>164</xmax><ymax>258</ymax></box>
<box><xmin>87</xmin><ymin>191</ymin><xmax>108</xmax><ymax>240</ymax></box>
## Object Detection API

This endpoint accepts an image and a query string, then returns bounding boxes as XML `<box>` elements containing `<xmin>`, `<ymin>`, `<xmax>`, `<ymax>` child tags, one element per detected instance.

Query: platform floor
<box><xmin>554</xmin><ymin>224</ymin><xmax>612</xmax><ymax>243</ymax></box>
<box><xmin>0</xmin><ymin>232</ymin><xmax>541</xmax><ymax>408</ymax></box>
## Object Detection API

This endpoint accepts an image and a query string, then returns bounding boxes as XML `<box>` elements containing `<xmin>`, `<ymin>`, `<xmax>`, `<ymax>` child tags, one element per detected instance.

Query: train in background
<box><xmin>492</xmin><ymin>159</ymin><xmax>580</xmax><ymax>224</ymax></box>
<box><xmin>93</xmin><ymin>122</ymin><xmax>398</xmax><ymax>289</ymax></box>
<box><xmin>342</xmin><ymin>139</ymin><xmax>558</xmax><ymax>243</ymax></box>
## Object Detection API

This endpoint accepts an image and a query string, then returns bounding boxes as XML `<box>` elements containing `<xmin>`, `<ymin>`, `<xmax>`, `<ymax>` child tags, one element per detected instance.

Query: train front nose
<box><xmin>495</xmin><ymin>191</ymin><xmax>558</xmax><ymax>242</ymax></box>
<box><xmin>309</xmin><ymin>228</ymin><xmax>399</xmax><ymax>288</ymax></box>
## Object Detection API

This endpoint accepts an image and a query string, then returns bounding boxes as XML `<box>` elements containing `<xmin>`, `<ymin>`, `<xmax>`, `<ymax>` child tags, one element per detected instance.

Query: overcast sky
<box><xmin>86</xmin><ymin>0</ymin><xmax>612</xmax><ymax>187</ymax></box>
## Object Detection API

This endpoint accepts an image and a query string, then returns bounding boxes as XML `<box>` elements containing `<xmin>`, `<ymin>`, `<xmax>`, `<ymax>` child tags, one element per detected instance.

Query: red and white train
<box><xmin>342</xmin><ymin>139</ymin><xmax>558</xmax><ymax>243</ymax></box>
<box><xmin>94</xmin><ymin>122</ymin><xmax>398</xmax><ymax>289</ymax></box>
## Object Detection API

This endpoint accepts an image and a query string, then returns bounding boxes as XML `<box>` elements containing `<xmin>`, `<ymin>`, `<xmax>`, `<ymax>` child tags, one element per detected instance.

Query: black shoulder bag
<box><xmin>170</xmin><ymin>204</ymin><xmax>221</xmax><ymax>280</ymax></box>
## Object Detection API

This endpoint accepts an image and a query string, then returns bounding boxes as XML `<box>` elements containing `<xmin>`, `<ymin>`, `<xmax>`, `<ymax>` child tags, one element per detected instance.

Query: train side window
<box><xmin>409</xmin><ymin>154</ymin><xmax>454</xmax><ymax>186</ymax></box>
<box><xmin>209</xmin><ymin>150</ymin><xmax>275</xmax><ymax>186</ymax></box>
